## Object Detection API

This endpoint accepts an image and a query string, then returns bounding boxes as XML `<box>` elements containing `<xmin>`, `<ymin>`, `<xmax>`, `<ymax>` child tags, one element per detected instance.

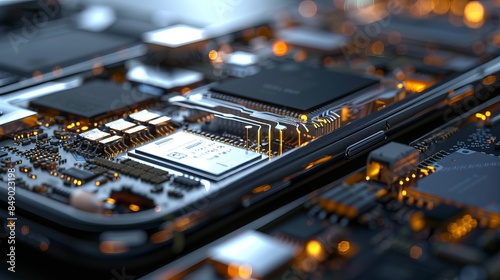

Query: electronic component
<box><xmin>277</xmin><ymin>26</ymin><xmax>348</xmax><ymax>52</ymax></box>
<box><xmin>105</xmin><ymin>119</ymin><xmax>136</xmax><ymax>132</ymax></box>
<box><xmin>62</xmin><ymin>167</ymin><xmax>98</xmax><ymax>184</ymax></box>
<box><xmin>366</xmin><ymin>142</ymin><xmax>419</xmax><ymax>185</ymax></box>
<box><xmin>80</xmin><ymin>129</ymin><xmax>111</xmax><ymax>142</ymax></box>
<box><xmin>131</xmin><ymin>131</ymin><xmax>262</xmax><ymax>178</ymax></box>
<box><xmin>208</xmin><ymin>230</ymin><xmax>297</xmax><ymax>279</ymax></box>
<box><xmin>0</xmin><ymin>102</ymin><xmax>37</xmax><ymax>137</ymax></box>
<box><xmin>318</xmin><ymin>182</ymin><xmax>380</xmax><ymax>218</ymax></box>
<box><xmin>353</xmin><ymin>250</ymin><xmax>442</xmax><ymax>280</ymax></box>
<box><xmin>30</xmin><ymin>80</ymin><xmax>156</xmax><ymax>123</ymax></box>
<box><xmin>127</xmin><ymin>64</ymin><xmax>203</xmax><ymax>90</ymax></box>
<box><xmin>408</xmin><ymin>149</ymin><xmax>500</xmax><ymax>215</ymax></box>
<box><xmin>211</xmin><ymin>64</ymin><xmax>378</xmax><ymax>113</ymax></box>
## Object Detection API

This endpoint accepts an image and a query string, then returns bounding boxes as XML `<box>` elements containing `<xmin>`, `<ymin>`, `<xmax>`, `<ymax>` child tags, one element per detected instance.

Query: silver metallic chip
<box><xmin>133</xmin><ymin>131</ymin><xmax>261</xmax><ymax>176</ymax></box>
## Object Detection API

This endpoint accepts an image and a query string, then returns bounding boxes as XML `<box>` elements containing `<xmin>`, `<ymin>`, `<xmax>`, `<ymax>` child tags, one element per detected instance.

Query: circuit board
<box><xmin>0</xmin><ymin>1</ymin><xmax>499</xmax><ymax>278</ymax></box>
<box><xmin>150</xmin><ymin>95</ymin><xmax>500</xmax><ymax>280</ymax></box>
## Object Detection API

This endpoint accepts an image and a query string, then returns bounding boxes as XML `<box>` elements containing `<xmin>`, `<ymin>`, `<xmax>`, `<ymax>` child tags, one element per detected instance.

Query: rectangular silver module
<box><xmin>80</xmin><ymin>128</ymin><xmax>110</xmax><ymax>141</ymax></box>
<box><xmin>105</xmin><ymin>119</ymin><xmax>136</xmax><ymax>131</ymax></box>
<box><xmin>133</xmin><ymin>131</ymin><xmax>262</xmax><ymax>176</ymax></box>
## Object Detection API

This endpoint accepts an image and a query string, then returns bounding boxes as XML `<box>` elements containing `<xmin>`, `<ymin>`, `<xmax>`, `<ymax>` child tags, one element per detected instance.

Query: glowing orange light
<box><xmin>475</xmin><ymin>113</ymin><xmax>486</xmax><ymax>121</ymax></box>
<box><xmin>485</xmin><ymin>111</ymin><xmax>491</xmax><ymax>117</ymax></box>
<box><xmin>450</xmin><ymin>0</ymin><xmax>467</xmax><ymax>15</ymax></box>
<box><xmin>252</xmin><ymin>184</ymin><xmax>271</xmax><ymax>194</ymax></box>
<box><xmin>99</xmin><ymin>241</ymin><xmax>128</xmax><ymax>254</ymax></box>
<box><xmin>227</xmin><ymin>263</ymin><xmax>239</xmax><ymax>278</ymax></box>
<box><xmin>238</xmin><ymin>264</ymin><xmax>253</xmax><ymax>279</ymax></box>
<box><xmin>208</xmin><ymin>50</ymin><xmax>218</xmax><ymax>61</ymax></box>
<box><xmin>273</xmin><ymin>41</ymin><xmax>288</xmax><ymax>57</ymax></box>
<box><xmin>432</xmin><ymin>0</ymin><xmax>450</xmax><ymax>14</ymax></box>
<box><xmin>306</xmin><ymin>240</ymin><xmax>323</xmax><ymax>258</ymax></box>
<box><xmin>402</xmin><ymin>190</ymin><xmax>407</xmax><ymax>196</ymax></box>
<box><xmin>299</xmin><ymin>0</ymin><xmax>318</xmax><ymax>18</ymax></box>
<box><xmin>338</xmin><ymin>241</ymin><xmax>350</xmax><ymax>254</ymax></box>
<box><xmin>464</xmin><ymin>1</ymin><xmax>484</xmax><ymax>23</ymax></box>
<box><xmin>410</xmin><ymin>245</ymin><xmax>422</xmax><ymax>259</ymax></box>
<box><xmin>483</xmin><ymin>75</ymin><xmax>496</xmax><ymax>86</ymax></box>
<box><xmin>129</xmin><ymin>204</ymin><xmax>140</xmax><ymax>212</ymax></box>
<box><xmin>33</xmin><ymin>71</ymin><xmax>43</xmax><ymax>81</ymax></box>
<box><xmin>39</xmin><ymin>242</ymin><xmax>49</xmax><ymax>251</ymax></box>
<box><xmin>53</xmin><ymin>66</ymin><xmax>63</xmax><ymax>77</ymax></box>
<box><xmin>21</xmin><ymin>225</ymin><xmax>30</xmax><ymax>235</ymax></box>
<box><xmin>340</xmin><ymin>21</ymin><xmax>356</xmax><ymax>36</ymax></box>
<box><xmin>371</xmin><ymin>41</ymin><xmax>384</xmax><ymax>55</ymax></box>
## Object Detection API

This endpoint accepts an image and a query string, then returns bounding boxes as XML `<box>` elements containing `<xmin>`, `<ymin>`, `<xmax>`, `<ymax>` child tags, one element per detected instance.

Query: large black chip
<box><xmin>211</xmin><ymin>64</ymin><xmax>378</xmax><ymax>112</ymax></box>
<box><xmin>415</xmin><ymin>149</ymin><xmax>500</xmax><ymax>214</ymax></box>
<box><xmin>30</xmin><ymin>80</ymin><xmax>155</xmax><ymax>121</ymax></box>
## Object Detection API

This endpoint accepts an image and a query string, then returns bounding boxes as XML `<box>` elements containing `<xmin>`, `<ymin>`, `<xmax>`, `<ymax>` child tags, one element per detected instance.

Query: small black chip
<box><xmin>30</xmin><ymin>80</ymin><xmax>155</xmax><ymax>121</ymax></box>
<box><xmin>62</xmin><ymin>167</ymin><xmax>97</xmax><ymax>182</ymax></box>
<box><xmin>211</xmin><ymin>64</ymin><xmax>378</xmax><ymax>112</ymax></box>
<box><xmin>0</xmin><ymin>151</ymin><xmax>8</xmax><ymax>158</ymax></box>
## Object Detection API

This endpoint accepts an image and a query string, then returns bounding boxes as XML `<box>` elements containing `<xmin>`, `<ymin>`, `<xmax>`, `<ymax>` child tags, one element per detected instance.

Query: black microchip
<box><xmin>423</xmin><ymin>203</ymin><xmax>463</xmax><ymax>225</ymax></box>
<box><xmin>30</xmin><ymin>80</ymin><xmax>155</xmax><ymax>121</ymax></box>
<box><xmin>62</xmin><ymin>167</ymin><xmax>97</xmax><ymax>181</ymax></box>
<box><xmin>211</xmin><ymin>64</ymin><xmax>378</xmax><ymax>112</ymax></box>
<box><xmin>0</xmin><ymin>151</ymin><xmax>7</xmax><ymax>158</ymax></box>
<box><xmin>415</xmin><ymin>149</ymin><xmax>500</xmax><ymax>214</ymax></box>
<box><xmin>353</xmin><ymin>251</ymin><xmax>440</xmax><ymax>280</ymax></box>
<box><xmin>270</xmin><ymin>213</ymin><xmax>325</xmax><ymax>240</ymax></box>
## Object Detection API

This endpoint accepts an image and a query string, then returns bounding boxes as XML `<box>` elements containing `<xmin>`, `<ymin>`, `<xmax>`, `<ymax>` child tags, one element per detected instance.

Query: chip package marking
<box><xmin>30</xmin><ymin>80</ymin><xmax>156</xmax><ymax>121</ymax></box>
<box><xmin>132</xmin><ymin>131</ymin><xmax>262</xmax><ymax>177</ymax></box>
<box><xmin>411</xmin><ymin>149</ymin><xmax>500</xmax><ymax>214</ymax></box>
<box><xmin>210</xmin><ymin>64</ymin><xmax>378</xmax><ymax>112</ymax></box>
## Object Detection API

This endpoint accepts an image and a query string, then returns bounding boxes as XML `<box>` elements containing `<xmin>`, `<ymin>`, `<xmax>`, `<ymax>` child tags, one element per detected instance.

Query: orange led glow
<box><xmin>238</xmin><ymin>264</ymin><xmax>253</xmax><ymax>279</ymax></box>
<box><xmin>299</xmin><ymin>0</ymin><xmax>317</xmax><ymax>18</ymax></box>
<box><xmin>306</xmin><ymin>240</ymin><xmax>323</xmax><ymax>258</ymax></box>
<box><xmin>252</xmin><ymin>184</ymin><xmax>271</xmax><ymax>194</ymax></box>
<box><xmin>21</xmin><ymin>225</ymin><xmax>30</xmax><ymax>235</ymax></box>
<box><xmin>273</xmin><ymin>41</ymin><xmax>288</xmax><ymax>57</ymax></box>
<box><xmin>476</xmin><ymin>113</ymin><xmax>486</xmax><ymax>121</ymax></box>
<box><xmin>208</xmin><ymin>50</ymin><xmax>218</xmax><ymax>61</ymax></box>
<box><xmin>33</xmin><ymin>71</ymin><xmax>43</xmax><ymax>81</ymax></box>
<box><xmin>410</xmin><ymin>245</ymin><xmax>422</xmax><ymax>259</ymax></box>
<box><xmin>432</xmin><ymin>0</ymin><xmax>450</xmax><ymax>14</ymax></box>
<box><xmin>99</xmin><ymin>241</ymin><xmax>128</xmax><ymax>254</ymax></box>
<box><xmin>450</xmin><ymin>0</ymin><xmax>467</xmax><ymax>15</ymax></box>
<box><xmin>340</xmin><ymin>21</ymin><xmax>356</xmax><ymax>36</ymax></box>
<box><xmin>371</xmin><ymin>41</ymin><xmax>384</xmax><ymax>55</ymax></box>
<box><xmin>410</xmin><ymin>212</ymin><xmax>426</xmax><ymax>231</ymax></box>
<box><xmin>53</xmin><ymin>66</ymin><xmax>63</xmax><ymax>77</ymax></box>
<box><xmin>39</xmin><ymin>242</ymin><xmax>49</xmax><ymax>252</ymax></box>
<box><xmin>338</xmin><ymin>241</ymin><xmax>350</xmax><ymax>254</ymax></box>
<box><xmin>129</xmin><ymin>204</ymin><xmax>140</xmax><ymax>212</ymax></box>
<box><xmin>464</xmin><ymin>1</ymin><xmax>484</xmax><ymax>23</ymax></box>
<box><xmin>483</xmin><ymin>75</ymin><xmax>497</xmax><ymax>86</ymax></box>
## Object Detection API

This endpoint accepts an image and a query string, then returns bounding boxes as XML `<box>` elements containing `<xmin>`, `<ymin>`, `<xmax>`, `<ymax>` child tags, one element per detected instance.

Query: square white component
<box><xmin>143</xmin><ymin>24</ymin><xmax>206</xmax><ymax>48</ymax></box>
<box><xmin>134</xmin><ymin>131</ymin><xmax>261</xmax><ymax>176</ymax></box>
<box><xmin>209</xmin><ymin>231</ymin><xmax>297</xmax><ymax>279</ymax></box>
